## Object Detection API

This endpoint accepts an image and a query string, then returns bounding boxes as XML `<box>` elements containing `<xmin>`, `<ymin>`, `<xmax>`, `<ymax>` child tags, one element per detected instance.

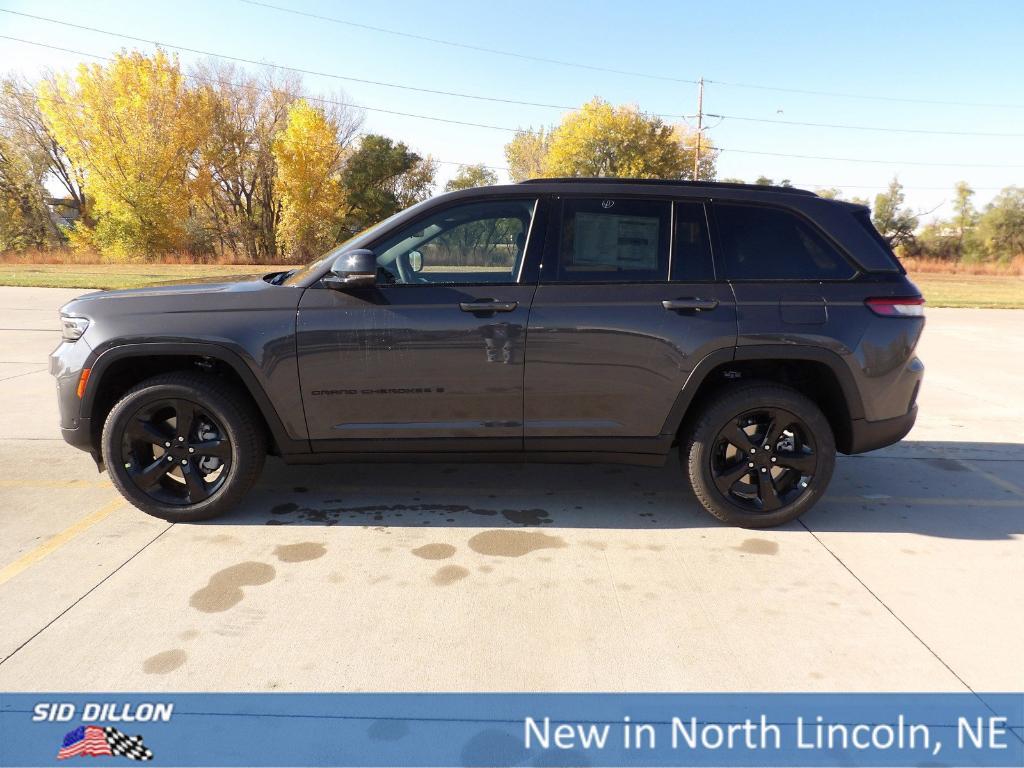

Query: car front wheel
<box><xmin>102</xmin><ymin>373</ymin><xmax>266</xmax><ymax>522</ymax></box>
<box><xmin>683</xmin><ymin>383</ymin><xmax>835</xmax><ymax>527</ymax></box>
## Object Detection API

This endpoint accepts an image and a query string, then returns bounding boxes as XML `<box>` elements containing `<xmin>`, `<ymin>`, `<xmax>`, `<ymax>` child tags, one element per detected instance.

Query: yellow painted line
<box><xmin>956</xmin><ymin>459</ymin><xmax>1024</xmax><ymax>498</ymax></box>
<box><xmin>0</xmin><ymin>479</ymin><xmax>113</xmax><ymax>490</ymax></box>
<box><xmin>0</xmin><ymin>497</ymin><xmax>124</xmax><ymax>587</ymax></box>
<box><xmin>827</xmin><ymin>495</ymin><xmax>1024</xmax><ymax>508</ymax></box>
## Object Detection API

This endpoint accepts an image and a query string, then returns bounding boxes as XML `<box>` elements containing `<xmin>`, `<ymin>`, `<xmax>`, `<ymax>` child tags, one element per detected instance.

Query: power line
<box><xmin>0</xmin><ymin>9</ymin><xmax>588</xmax><ymax>115</ymax></box>
<box><xmin>705</xmin><ymin>77</ymin><xmax>1024</xmax><ymax>110</ymax></box>
<box><xmin>237</xmin><ymin>0</ymin><xmax>700</xmax><ymax>85</ymax></box>
<box><xmin>4</xmin><ymin>11</ymin><xmax>1022</xmax><ymax>140</ymax></box>
<box><xmin>707</xmin><ymin>112</ymin><xmax>1024</xmax><ymax>138</ymax></box>
<box><xmin>4</xmin><ymin>33</ymin><xmax>1024</xmax><ymax>172</ymax></box>
<box><xmin>239</xmin><ymin>0</ymin><xmax>1024</xmax><ymax>111</ymax></box>
<box><xmin>720</xmin><ymin>146</ymin><xmax>1024</xmax><ymax>169</ymax></box>
<box><xmin>0</xmin><ymin>34</ymin><xmax>517</xmax><ymax>132</ymax></box>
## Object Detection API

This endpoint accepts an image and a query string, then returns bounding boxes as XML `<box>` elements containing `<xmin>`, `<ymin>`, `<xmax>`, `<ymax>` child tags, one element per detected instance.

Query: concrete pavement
<box><xmin>0</xmin><ymin>286</ymin><xmax>1020</xmax><ymax>693</ymax></box>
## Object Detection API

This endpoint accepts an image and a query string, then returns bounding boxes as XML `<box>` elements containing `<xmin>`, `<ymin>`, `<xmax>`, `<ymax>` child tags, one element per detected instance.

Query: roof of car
<box><xmin>518</xmin><ymin>177</ymin><xmax>818</xmax><ymax>197</ymax></box>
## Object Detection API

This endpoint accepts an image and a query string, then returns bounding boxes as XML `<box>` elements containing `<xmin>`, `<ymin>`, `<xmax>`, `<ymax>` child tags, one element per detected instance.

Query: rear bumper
<box><xmin>844</xmin><ymin>405</ymin><xmax>918</xmax><ymax>454</ymax></box>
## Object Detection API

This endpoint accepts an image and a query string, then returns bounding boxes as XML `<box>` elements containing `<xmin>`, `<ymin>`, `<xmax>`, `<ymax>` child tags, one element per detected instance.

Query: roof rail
<box><xmin>517</xmin><ymin>177</ymin><xmax>818</xmax><ymax>197</ymax></box>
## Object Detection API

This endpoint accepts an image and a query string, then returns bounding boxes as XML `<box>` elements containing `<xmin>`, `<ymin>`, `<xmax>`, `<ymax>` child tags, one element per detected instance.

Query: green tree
<box><xmin>872</xmin><ymin>177</ymin><xmax>918</xmax><ymax>249</ymax></box>
<box><xmin>338</xmin><ymin>134</ymin><xmax>436</xmax><ymax>234</ymax></box>
<box><xmin>504</xmin><ymin>99</ymin><xmax>716</xmax><ymax>181</ymax></box>
<box><xmin>951</xmin><ymin>181</ymin><xmax>978</xmax><ymax>259</ymax></box>
<box><xmin>445</xmin><ymin>163</ymin><xmax>498</xmax><ymax>192</ymax></box>
<box><xmin>977</xmin><ymin>186</ymin><xmax>1024</xmax><ymax>261</ymax></box>
<box><xmin>815</xmin><ymin>187</ymin><xmax>843</xmax><ymax>200</ymax></box>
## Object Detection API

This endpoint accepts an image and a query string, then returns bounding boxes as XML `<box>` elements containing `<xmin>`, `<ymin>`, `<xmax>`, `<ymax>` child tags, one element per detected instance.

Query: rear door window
<box><xmin>714</xmin><ymin>203</ymin><xmax>856</xmax><ymax>280</ymax></box>
<box><xmin>554</xmin><ymin>198</ymin><xmax>670</xmax><ymax>282</ymax></box>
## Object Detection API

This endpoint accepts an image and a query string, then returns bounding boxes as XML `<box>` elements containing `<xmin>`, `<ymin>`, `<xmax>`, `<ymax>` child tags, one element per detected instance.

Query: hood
<box><xmin>59</xmin><ymin>272</ymin><xmax>294</xmax><ymax>319</ymax></box>
<box><xmin>62</xmin><ymin>271</ymin><xmax>283</xmax><ymax>313</ymax></box>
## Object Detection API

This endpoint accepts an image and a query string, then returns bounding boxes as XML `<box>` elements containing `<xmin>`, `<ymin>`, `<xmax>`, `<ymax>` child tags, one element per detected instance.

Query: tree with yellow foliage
<box><xmin>506</xmin><ymin>98</ymin><xmax>716</xmax><ymax>181</ymax></box>
<box><xmin>37</xmin><ymin>50</ymin><xmax>213</xmax><ymax>259</ymax></box>
<box><xmin>272</xmin><ymin>99</ymin><xmax>347</xmax><ymax>260</ymax></box>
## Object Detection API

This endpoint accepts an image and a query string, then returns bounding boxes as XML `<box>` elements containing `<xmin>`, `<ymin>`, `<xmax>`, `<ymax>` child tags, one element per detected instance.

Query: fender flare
<box><xmin>660</xmin><ymin>344</ymin><xmax>865</xmax><ymax>437</ymax></box>
<box><xmin>82</xmin><ymin>341</ymin><xmax>308</xmax><ymax>455</ymax></box>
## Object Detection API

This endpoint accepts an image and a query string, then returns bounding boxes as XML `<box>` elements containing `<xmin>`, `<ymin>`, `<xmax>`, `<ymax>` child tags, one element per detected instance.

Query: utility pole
<box><xmin>693</xmin><ymin>76</ymin><xmax>704</xmax><ymax>180</ymax></box>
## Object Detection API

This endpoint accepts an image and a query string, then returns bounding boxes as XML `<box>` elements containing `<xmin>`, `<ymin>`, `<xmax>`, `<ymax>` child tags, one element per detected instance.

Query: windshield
<box><xmin>280</xmin><ymin>204</ymin><xmax>428</xmax><ymax>286</ymax></box>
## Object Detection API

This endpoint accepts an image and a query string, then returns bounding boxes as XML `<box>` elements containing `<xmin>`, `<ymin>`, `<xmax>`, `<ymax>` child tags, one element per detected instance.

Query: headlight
<box><xmin>61</xmin><ymin>315</ymin><xmax>90</xmax><ymax>341</ymax></box>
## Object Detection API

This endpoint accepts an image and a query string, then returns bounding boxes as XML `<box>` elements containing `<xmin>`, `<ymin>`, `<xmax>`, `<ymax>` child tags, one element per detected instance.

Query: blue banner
<box><xmin>1</xmin><ymin>693</ymin><xmax>1021</xmax><ymax>767</ymax></box>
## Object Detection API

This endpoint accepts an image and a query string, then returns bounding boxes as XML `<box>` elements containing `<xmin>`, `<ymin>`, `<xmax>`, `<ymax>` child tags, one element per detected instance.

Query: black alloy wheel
<box><xmin>710</xmin><ymin>406</ymin><xmax>818</xmax><ymax>514</ymax></box>
<box><xmin>102</xmin><ymin>372</ymin><xmax>265</xmax><ymax>522</ymax></box>
<box><xmin>683</xmin><ymin>383</ymin><xmax>836</xmax><ymax>527</ymax></box>
<box><xmin>121</xmin><ymin>398</ymin><xmax>232</xmax><ymax>506</ymax></box>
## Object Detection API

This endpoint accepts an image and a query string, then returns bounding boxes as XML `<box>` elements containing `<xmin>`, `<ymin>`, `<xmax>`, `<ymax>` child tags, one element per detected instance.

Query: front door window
<box><xmin>373</xmin><ymin>199</ymin><xmax>537</xmax><ymax>285</ymax></box>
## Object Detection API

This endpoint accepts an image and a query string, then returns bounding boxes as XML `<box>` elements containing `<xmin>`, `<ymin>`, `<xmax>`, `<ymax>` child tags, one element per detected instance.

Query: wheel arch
<box><xmin>662</xmin><ymin>345</ymin><xmax>865</xmax><ymax>454</ymax></box>
<box><xmin>83</xmin><ymin>342</ymin><xmax>305</xmax><ymax>457</ymax></box>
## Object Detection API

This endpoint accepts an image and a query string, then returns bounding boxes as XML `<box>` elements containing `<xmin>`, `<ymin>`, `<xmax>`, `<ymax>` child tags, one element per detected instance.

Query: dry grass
<box><xmin>0</xmin><ymin>248</ymin><xmax>263</xmax><ymax>266</ymax></box>
<box><xmin>0</xmin><ymin>262</ymin><xmax>283</xmax><ymax>290</ymax></box>
<box><xmin>901</xmin><ymin>255</ymin><xmax>1024</xmax><ymax>276</ymax></box>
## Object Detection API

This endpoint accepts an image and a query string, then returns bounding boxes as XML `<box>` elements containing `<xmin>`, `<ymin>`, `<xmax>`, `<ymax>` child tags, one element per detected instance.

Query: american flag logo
<box><xmin>57</xmin><ymin>725</ymin><xmax>154</xmax><ymax>761</ymax></box>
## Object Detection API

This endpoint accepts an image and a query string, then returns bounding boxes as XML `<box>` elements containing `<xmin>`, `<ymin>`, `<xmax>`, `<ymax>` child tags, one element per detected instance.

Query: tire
<box><xmin>682</xmin><ymin>383</ymin><xmax>835</xmax><ymax>528</ymax></box>
<box><xmin>102</xmin><ymin>372</ymin><xmax>266</xmax><ymax>522</ymax></box>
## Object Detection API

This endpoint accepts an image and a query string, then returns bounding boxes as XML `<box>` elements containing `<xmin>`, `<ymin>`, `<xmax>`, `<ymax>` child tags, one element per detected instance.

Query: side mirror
<box><xmin>324</xmin><ymin>249</ymin><xmax>377</xmax><ymax>290</ymax></box>
<box><xmin>408</xmin><ymin>250</ymin><xmax>424</xmax><ymax>273</ymax></box>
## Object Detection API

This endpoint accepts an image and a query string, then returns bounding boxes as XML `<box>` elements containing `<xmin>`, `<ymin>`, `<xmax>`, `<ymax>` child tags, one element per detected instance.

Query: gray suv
<box><xmin>50</xmin><ymin>179</ymin><xmax>925</xmax><ymax>527</ymax></box>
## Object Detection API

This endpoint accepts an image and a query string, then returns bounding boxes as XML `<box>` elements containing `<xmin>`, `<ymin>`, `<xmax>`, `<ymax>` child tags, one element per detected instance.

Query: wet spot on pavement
<box><xmin>189</xmin><ymin>561</ymin><xmax>276</xmax><ymax>613</ymax></box>
<box><xmin>468</xmin><ymin>530</ymin><xmax>567</xmax><ymax>558</ymax></box>
<box><xmin>143</xmin><ymin>649</ymin><xmax>186</xmax><ymax>674</ymax></box>
<box><xmin>432</xmin><ymin>565</ymin><xmax>470</xmax><ymax>586</ymax></box>
<box><xmin>412</xmin><ymin>543</ymin><xmax>457</xmax><ymax>560</ymax></box>
<box><xmin>735</xmin><ymin>538</ymin><xmax>779</xmax><ymax>555</ymax></box>
<box><xmin>501</xmin><ymin>508</ymin><xmax>553</xmax><ymax>526</ymax></box>
<box><xmin>274</xmin><ymin>542</ymin><xmax>327</xmax><ymax>562</ymax></box>
<box><xmin>927</xmin><ymin>458</ymin><xmax>967</xmax><ymax>472</ymax></box>
<box><xmin>262</xmin><ymin>501</ymin><xmax>548</xmax><ymax>525</ymax></box>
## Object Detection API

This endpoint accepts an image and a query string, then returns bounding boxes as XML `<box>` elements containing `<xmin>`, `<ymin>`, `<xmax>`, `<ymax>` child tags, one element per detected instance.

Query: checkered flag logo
<box><xmin>57</xmin><ymin>725</ymin><xmax>154</xmax><ymax>761</ymax></box>
<box><xmin>104</xmin><ymin>726</ymin><xmax>154</xmax><ymax>761</ymax></box>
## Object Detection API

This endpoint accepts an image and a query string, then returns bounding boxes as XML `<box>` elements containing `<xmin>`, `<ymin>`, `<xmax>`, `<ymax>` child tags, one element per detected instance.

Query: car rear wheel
<box><xmin>102</xmin><ymin>373</ymin><xmax>265</xmax><ymax>522</ymax></box>
<box><xmin>683</xmin><ymin>383</ymin><xmax>835</xmax><ymax>527</ymax></box>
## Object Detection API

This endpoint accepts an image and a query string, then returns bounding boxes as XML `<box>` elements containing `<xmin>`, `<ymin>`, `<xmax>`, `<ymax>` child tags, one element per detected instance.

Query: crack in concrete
<box><xmin>0</xmin><ymin>523</ymin><xmax>174</xmax><ymax>667</ymax></box>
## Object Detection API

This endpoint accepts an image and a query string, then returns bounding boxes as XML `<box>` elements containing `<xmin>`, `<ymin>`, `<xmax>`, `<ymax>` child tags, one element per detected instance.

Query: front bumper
<box><xmin>49</xmin><ymin>337</ymin><xmax>97</xmax><ymax>458</ymax></box>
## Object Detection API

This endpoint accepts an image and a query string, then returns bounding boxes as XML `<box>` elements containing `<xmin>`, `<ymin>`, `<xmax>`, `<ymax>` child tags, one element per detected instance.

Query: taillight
<box><xmin>865</xmin><ymin>296</ymin><xmax>925</xmax><ymax>317</ymax></box>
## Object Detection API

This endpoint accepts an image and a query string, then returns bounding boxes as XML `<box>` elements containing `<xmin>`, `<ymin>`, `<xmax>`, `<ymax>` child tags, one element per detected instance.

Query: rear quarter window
<box><xmin>714</xmin><ymin>203</ymin><xmax>856</xmax><ymax>280</ymax></box>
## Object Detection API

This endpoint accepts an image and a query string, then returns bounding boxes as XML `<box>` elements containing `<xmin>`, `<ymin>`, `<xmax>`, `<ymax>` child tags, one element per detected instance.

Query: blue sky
<box><xmin>2</xmin><ymin>0</ymin><xmax>1022</xmax><ymax>220</ymax></box>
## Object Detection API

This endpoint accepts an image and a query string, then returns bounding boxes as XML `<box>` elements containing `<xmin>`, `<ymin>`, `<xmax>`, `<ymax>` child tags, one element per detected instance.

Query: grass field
<box><xmin>0</xmin><ymin>263</ymin><xmax>281</xmax><ymax>290</ymax></box>
<box><xmin>1</xmin><ymin>261</ymin><xmax>1023</xmax><ymax>307</ymax></box>
<box><xmin>909</xmin><ymin>273</ymin><xmax>1024</xmax><ymax>309</ymax></box>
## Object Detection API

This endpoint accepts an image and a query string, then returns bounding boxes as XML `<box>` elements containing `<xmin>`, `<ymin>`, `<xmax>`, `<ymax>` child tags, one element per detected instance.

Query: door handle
<box><xmin>662</xmin><ymin>297</ymin><xmax>719</xmax><ymax>312</ymax></box>
<box><xmin>459</xmin><ymin>300</ymin><xmax>519</xmax><ymax>313</ymax></box>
